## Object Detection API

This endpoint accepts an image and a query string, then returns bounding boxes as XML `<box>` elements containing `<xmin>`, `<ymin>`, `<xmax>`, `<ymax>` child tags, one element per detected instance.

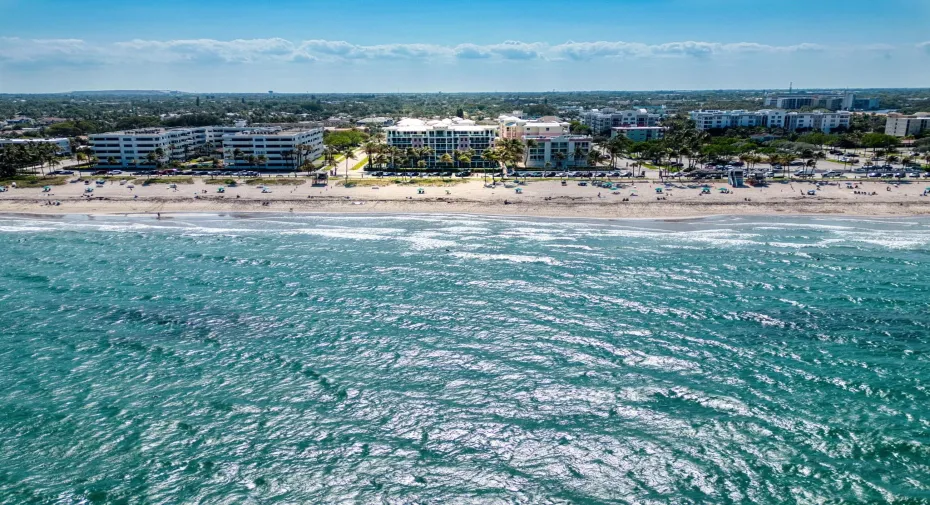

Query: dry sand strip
<box><xmin>3</xmin><ymin>179</ymin><xmax>930</xmax><ymax>219</ymax></box>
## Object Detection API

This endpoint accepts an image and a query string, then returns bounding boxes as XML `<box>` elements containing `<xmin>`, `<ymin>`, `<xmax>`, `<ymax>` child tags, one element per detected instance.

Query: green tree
<box><xmin>438</xmin><ymin>153</ymin><xmax>454</xmax><ymax>170</ymax></box>
<box><xmin>587</xmin><ymin>149</ymin><xmax>608</xmax><ymax>172</ymax></box>
<box><xmin>523</xmin><ymin>139</ymin><xmax>538</xmax><ymax>168</ymax></box>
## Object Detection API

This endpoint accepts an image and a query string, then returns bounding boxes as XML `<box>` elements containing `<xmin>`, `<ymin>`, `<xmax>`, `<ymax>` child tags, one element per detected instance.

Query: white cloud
<box><xmin>0</xmin><ymin>37</ymin><xmax>94</xmax><ymax>63</ymax></box>
<box><xmin>548</xmin><ymin>41</ymin><xmax>826</xmax><ymax>60</ymax></box>
<box><xmin>919</xmin><ymin>41</ymin><xmax>930</xmax><ymax>54</ymax></box>
<box><xmin>0</xmin><ymin>37</ymin><xmax>898</xmax><ymax>66</ymax></box>
<box><xmin>113</xmin><ymin>38</ymin><xmax>300</xmax><ymax>63</ymax></box>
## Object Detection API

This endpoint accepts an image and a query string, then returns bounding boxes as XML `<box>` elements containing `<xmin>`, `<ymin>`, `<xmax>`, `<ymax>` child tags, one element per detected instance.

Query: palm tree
<box><xmin>497</xmin><ymin>138</ymin><xmax>525</xmax><ymax>175</ymax></box>
<box><xmin>247</xmin><ymin>155</ymin><xmax>257</xmax><ymax>169</ymax></box>
<box><xmin>257</xmin><ymin>154</ymin><xmax>268</xmax><ymax>172</ymax></box>
<box><xmin>341</xmin><ymin>145</ymin><xmax>354</xmax><ymax>183</ymax></box>
<box><xmin>607</xmin><ymin>136</ymin><xmax>630</xmax><ymax>169</ymax></box>
<box><xmin>83</xmin><ymin>154</ymin><xmax>97</xmax><ymax>177</ymax></box>
<box><xmin>587</xmin><ymin>150</ymin><xmax>608</xmax><ymax>170</ymax></box>
<box><xmin>523</xmin><ymin>139</ymin><xmax>538</xmax><ymax>169</ymax></box>
<box><xmin>438</xmin><ymin>153</ymin><xmax>454</xmax><ymax>170</ymax></box>
<box><xmin>453</xmin><ymin>149</ymin><xmax>465</xmax><ymax>169</ymax></box>
<box><xmin>572</xmin><ymin>145</ymin><xmax>586</xmax><ymax>168</ymax></box>
<box><xmin>553</xmin><ymin>152</ymin><xmax>567</xmax><ymax>171</ymax></box>
<box><xmin>363</xmin><ymin>141</ymin><xmax>379</xmax><ymax>170</ymax></box>
<box><xmin>322</xmin><ymin>146</ymin><xmax>337</xmax><ymax>167</ymax></box>
<box><xmin>456</xmin><ymin>149</ymin><xmax>474</xmax><ymax>170</ymax></box>
<box><xmin>419</xmin><ymin>147</ymin><xmax>434</xmax><ymax>170</ymax></box>
<box><xmin>481</xmin><ymin>147</ymin><xmax>502</xmax><ymax>181</ymax></box>
<box><xmin>780</xmin><ymin>154</ymin><xmax>796</xmax><ymax>179</ymax></box>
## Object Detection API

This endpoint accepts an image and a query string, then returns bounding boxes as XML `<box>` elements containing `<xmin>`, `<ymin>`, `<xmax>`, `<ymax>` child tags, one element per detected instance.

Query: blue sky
<box><xmin>1</xmin><ymin>0</ymin><xmax>928</xmax><ymax>92</ymax></box>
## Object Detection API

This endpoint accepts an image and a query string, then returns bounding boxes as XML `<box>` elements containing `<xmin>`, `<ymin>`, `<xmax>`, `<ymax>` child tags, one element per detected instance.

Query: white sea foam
<box><xmin>450</xmin><ymin>251</ymin><xmax>563</xmax><ymax>266</ymax></box>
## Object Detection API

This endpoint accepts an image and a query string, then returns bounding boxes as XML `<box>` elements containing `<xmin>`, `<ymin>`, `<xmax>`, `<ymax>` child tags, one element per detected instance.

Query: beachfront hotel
<box><xmin>885</xmin><ymin>113</ymin><xmax>930</xmax><ymax>137</ymax></box>
<box><xmin>498</xmin><ymin>115</ymin><xmax>592</xmax><ymax>168</ymax></box>
<box><xmin>90</xmin><ymin>126</ymin><xmax>323</xmax><ymax>169</ymax></box>
<box><xmin>688</xmin><ymin>109</ymin><xmax>850</xmax><ymax>133</ymax></box>
<box><xmin>385</xmin><ymin>118</ymin><xmax>499</xmax><ymax>168</ymax></box>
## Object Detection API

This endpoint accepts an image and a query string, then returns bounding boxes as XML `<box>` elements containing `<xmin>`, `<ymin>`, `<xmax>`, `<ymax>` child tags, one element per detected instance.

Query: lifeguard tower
<box><xmin>727</xmin><ymin>168</ymin><xmax>744</xmax><ymax>187</ymax></box>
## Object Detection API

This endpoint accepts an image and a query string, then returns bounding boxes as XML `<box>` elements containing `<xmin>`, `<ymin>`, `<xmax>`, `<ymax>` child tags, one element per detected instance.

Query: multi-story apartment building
<box><xmin>0</xmin><ymin>137</ymin><xmax>71</xmax><ymax>154</ymax></box>
<box><xmin>385</xmin><ymin>118</ymin><xmax>499</xmax><ymax>168</ymax></box>
<box><xmin>581</xmin><ymin>108</ymin><xmax>663</xmax><ymax>134</ymax></box>
<box><xmin>611</xmin><ymin>126</ymin><xmax>666</xmax><ymax>142</ymax></box>
<box><xmin>689</xmin><ymin>110</ymin><xmax>849</xmax><ymax>133</ymax></box>
<box><xmin>497</xmin><ymin>115</ymin><xmax>591</xmax><ymax>168</ymax></box>
<box><xmin>90</xmin><ymin>126</ymin><xmax>323</xmax><ymax>169</ymax></box>
<box><xmin>222</xmin><ymin>128</ymin><xmax>323</xmax><ymax>170</ymax></box>
<box><xmin>784</xmin><ymin>111</ymin><xmax>850</xmax><ymax>132</ymax></box>
<box><xmin>885</xmin><ymin>113</ymin><xmax>930</xmax><ymax>137</ymax></box>
<box><xmin>523</xmin><ymin>134</ymin><xmax>591</xmax><ymax>168</ymax></box>
<box><xmin>689</xmin><ymin>110</ymin><xmax>787</xmax><ymax>130</ymax></box>
<box><xmin>763</xmin><ymin>92</ymin><xmax>879</xmax><ymax>111</ymax></box>
<box><xmin>90</xmin><ymin>128</ymin><xmax>177</xmax><ymax>167</ymax></box>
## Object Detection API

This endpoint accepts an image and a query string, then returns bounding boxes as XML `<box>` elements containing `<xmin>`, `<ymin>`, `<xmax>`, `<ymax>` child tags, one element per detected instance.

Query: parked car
<box><xmin>868</xmin><ymin>172</ymin><xmax>882</xmax><ymax>178</ymax></box>
<box><xmin>907</xmin><ymin>172</ymin><xmax>922</xmax><ymax>178</ymax></box>
<box><xmin>822</xmin><ymin>171</ymin><xmax>841</xmax><ymax>178</ymax></box>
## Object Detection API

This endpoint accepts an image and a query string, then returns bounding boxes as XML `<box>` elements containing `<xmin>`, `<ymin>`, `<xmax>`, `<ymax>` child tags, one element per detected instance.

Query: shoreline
<box><xmin>2</xmin><ymin>196</ymin><xmax>930</xmax><ymax>220</ymax></box>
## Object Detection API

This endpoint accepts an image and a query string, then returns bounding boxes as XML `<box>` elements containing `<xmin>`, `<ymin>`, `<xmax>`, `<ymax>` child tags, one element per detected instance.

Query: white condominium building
<box><xmin>497</xmin><ymin>115</ymin><xmax>591</xmax><ymax>168</ymax></box>
<box><xmin>784</xmin><ymin>111</ymin><xmax>850</xmax><ymax>132</ymax></box>
<box><xmin>386</xmin><ymin>118</ymin><xmax>499</xmax><ymax>168</ymax></box>
<box><xmin>0</xmin><ymin>137</ymin><xmax>71</xmax><ymax>154</ymax></box>
<box><xmin>581</xmin><ymin>108</ymin><xmax>663</xmax><ymax>134</ymax></box>
<box><xmin>611</xmin><ymin>126</ymin><xmax>666</xmax><ymax>142</ymax></box>
<box><xmin>222</xmin><ymin>127</ymin><xmax>323</xmax><ymax>170</ymax></box>
<box><xmin>885</xmin><ymin>113</ymin><xmax>930</xmax><ymax>137</ymax></box>
<box><xmin>523</xmin><ymin>135</ymin><xmax>591</xmax><ymax>168</ymax></box>
<box><xmin>90</xmin><ymin>125</ymin><xmax>323</xmax><ymax>169</ymax></box>
<box><xmin>90</xmin><ymin>128</ymin><xmax>182</xmax><ymax>167</ymax></box>
<box><xmin>689</xmin><ymin>110</ymin><xmax>849</xmax><ymax>133</ymax></box>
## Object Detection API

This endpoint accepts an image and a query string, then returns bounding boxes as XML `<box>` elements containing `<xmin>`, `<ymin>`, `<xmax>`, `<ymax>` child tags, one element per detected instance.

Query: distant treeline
<box><xmin>2</xmin><ymin>89</ymin><xmax>929</xmax><ymax>137</ymax></box>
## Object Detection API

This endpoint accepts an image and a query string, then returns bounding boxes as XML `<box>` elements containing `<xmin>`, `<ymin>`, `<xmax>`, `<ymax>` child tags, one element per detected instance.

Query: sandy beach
<box><xmin>3</xmin><ymin>177</ymin><xmax>930</xmax><ymax>218</ymax></box>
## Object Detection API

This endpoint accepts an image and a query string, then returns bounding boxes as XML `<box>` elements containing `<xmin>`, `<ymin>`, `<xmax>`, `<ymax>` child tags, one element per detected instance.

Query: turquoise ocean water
<box><xmin>1</xmin><ymin>213</ymin><xmax>929</xmax><ymax>504</ymax></box>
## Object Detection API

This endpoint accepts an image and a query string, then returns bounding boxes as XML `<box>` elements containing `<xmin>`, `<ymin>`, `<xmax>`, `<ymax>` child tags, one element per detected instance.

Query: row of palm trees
<box><xmin>0</xmin><ymin>141</ymin><xmax>65</xmax><ymax>177</ymax></box>
<box><xmin>360</xmin><ymin>142</ymin><xmax>500</xmax><ymax>171</ymax></box>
